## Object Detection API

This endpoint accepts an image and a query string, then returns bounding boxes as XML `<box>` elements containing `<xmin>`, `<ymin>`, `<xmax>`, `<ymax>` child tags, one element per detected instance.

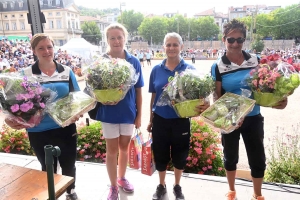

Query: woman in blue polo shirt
<box><xmin>5</xmin><ymin>33</ymin><xmax>81</xmax><ymax>200</ymax></box>
<box><xmin>95</xmin><ymin>23</ymin><xmax>144</xmax><ymax>200</ymax></box>
<box><xmin>147</xmin><ymin>32</ymin><xmax>209</xmax><ymax>200</ymax></box>
<box><xmin>211</xmin><ymin>19</ymin><xmax>287</xmax><ymax>200</ymax></box>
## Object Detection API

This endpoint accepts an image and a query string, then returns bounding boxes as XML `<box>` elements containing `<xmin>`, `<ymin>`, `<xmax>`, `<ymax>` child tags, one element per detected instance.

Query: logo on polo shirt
<box><xmin>59</xmin><ymin>75</ymin><xmax>69</xmax><ymax>80</ymax></box>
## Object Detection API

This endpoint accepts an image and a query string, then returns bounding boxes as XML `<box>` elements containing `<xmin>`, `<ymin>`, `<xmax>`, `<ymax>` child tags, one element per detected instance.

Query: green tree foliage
<box><xmin>81</xmin><ymin>21</ymin><xmax>102</xmax><ymax>44</ymax></box>
<box><xmin>78</xmin><ymin>6</ymin><xmax>119</xmax><ymax>17</ymax></box>
<box><xmin>189</xmin><ymin>17</ymin><xmax>219</xmax><ymax>40</ymax></box>
<box><xmin>251</xmin><ymin>37</ymin><xmax>265</xmax><ymax>52</ymax></box>
<box><xmin>138</xmin><ymin>17</ymin><xmax>168</xmax><ymax>44</ymax></box>
<box><xmin>117</xmin><ymin>10</ymin><xmax>144</xmax><ymax>37</ymax></box>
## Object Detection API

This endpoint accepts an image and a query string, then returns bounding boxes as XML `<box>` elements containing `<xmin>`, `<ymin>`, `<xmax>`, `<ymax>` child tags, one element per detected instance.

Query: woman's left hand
<box><xmin>71</xmin><ymin>114</ymin><xmax>84</xmax><ymax>123</ymax></box>
<box><xmin>195</xmin><ymin>99</ymin><xmax>210</xmax><ymax>114</ymax></box>
<box><xmin>272</xmin><ymin>98</ymin><xmax>288</xmax><ymax>109</ymax></box>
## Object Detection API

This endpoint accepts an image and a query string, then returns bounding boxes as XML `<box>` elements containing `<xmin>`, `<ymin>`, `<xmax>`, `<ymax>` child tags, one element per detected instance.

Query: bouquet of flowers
<box><xmin>0</xmin><ymin>75</ymin><xmax>56</xmax><ymax>128</ymax></box>
<box><xmin>84</xmin><ymin>57</ymin><xmax>139</xmax><ymax>104</ymax></box>
<box><xmin>201</xmin><ymin>92</ymin><xmax>256</xmax><ymax>133</ymax></box>
<box><xmin>245</xmin><ymin>54</ymin><xmax>300</xmax><ymax>107</ymax></box>
<box><xmin>47</xmin><ymin>91</ymin><xmax>97</xmax><ymax>127</ymax></box>
<box><xmin>157</xmin><ymin>69</ymin><xmax>215</xmax><ymax>118</ymax></box>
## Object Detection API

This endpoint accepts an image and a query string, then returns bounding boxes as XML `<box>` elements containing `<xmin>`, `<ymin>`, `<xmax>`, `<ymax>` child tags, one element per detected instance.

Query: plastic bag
<box><xmin>201</xmin><ymin>92</ymin><xmax>256</xmax><ymax>134</ymax></box>
<box><xmin>157</xmin><ymin>69</ymin><xmax>215</xmax><ymax>118</ymax></box>
<box><xmin>47</xmin><ymin>91</ymin><xmax>97</xmax><ymax>127</ymax></box>
<box><xmin>83</xmin><ymin>56</ymin><xmax>139</xmax><ymax>104</ymax></box>
<box><xmin>0</xmin><ymin>74</ymin><xmax>57</xmax><ymax>128</ymax></box>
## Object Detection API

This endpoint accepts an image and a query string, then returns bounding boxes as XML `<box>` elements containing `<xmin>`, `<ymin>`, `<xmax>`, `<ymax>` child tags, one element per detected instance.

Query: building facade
<box><xmin>0</xmin><ymin>0</ymin><xmax>83</xmax><ymax>46</ymax></box>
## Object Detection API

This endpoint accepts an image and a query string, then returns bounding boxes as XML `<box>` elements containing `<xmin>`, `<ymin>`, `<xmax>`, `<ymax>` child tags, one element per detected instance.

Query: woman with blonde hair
<box><xmin>94</xmin><ymin>23</ymin><xmax>144</xmax><ymax>200</ymax></box>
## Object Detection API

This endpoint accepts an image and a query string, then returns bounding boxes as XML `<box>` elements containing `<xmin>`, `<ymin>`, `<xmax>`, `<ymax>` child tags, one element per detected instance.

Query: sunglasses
<box><xmin>226</xmin><ymin>37</ymin><xmax>245</xmax><ymax>44</ymax></box>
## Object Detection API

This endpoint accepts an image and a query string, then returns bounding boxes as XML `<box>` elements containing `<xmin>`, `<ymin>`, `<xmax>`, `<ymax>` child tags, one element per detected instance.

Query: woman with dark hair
<box><xmin>211</xmin><ymin>19</ymin><xmax>287</xmax><ymax>200</ymax></box>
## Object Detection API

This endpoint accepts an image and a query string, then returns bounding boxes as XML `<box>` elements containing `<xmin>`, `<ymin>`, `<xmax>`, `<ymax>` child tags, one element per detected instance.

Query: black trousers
<box><xmin>222</xmin><ymin>114</ymin><xmax>266</xmax><ymax>178</ymax></box>
<box><xmin>152</xmin><ymin>113</ymin><xmax>191</xmax><ymax>171</ymax></box>
<box><xmin>28</xmin><ymin>123</ymin><xmax>77</xmax><ymax>193</ymax></box>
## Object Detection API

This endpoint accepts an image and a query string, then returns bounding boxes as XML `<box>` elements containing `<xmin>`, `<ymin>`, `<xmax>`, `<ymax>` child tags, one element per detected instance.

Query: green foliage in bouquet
<box><xmin>167</xmin><ymin>118</ymin><xmax>225</xmax><ymax>176</ymax></box>
<box><xmin>86</xmin><ymin>58</ymin><xmax>132</xmax><ymax>90</ymax></box>
<box><xmin>265</xmin><ymin>125</ymin><xmax>300</xmax><ymax>185</ymax></box>
<box><xmin>0</xmin><ymin>124</ymin><xmax>35</xmax><ymax>155</ymax></box>
<box><xmin>202</xmin><ymin>93</ymin><xmax>255</xmax><ymax>131</ymax></box>
<box><xmin>48</xmin><ymin>92</ymin><xmax>96</xmax><ymax>127</ymax></box>
<box><xmin>166</xmin><ymin>71</ymin><xmax>215</xmax><ymax>104</ymax></box>
<box><xmin>76</xmin><ymin>121</ymin><xmax>106</xmax><ymax>163</ymax></box>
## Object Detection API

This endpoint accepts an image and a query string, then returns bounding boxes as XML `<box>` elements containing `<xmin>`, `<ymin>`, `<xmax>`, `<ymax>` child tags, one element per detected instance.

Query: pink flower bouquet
<box><xmin>246</xmin><ymin>54</ymin><xmax>300</xmax><ymax>107</ymax></box>
<box><xmin>0</xmin><ymin>75</ymin><xmax>56</xmax><ymax>128</ymax></box>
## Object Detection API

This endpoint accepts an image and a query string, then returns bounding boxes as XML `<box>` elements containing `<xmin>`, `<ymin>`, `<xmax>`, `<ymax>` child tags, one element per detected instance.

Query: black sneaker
<box><xmin>66</xmin><ymin>192</ymin><xmax>79</xmax><ymax>200</ymax></box>
<box><xmin>173</xmin><ymin>185</ymin><xmax>185</xmax><ymax>200</ymax></box>
<box><xmin>152</xmin><ymin>184</ymin><xmax>167</xmax><ymax>200</ymax></box>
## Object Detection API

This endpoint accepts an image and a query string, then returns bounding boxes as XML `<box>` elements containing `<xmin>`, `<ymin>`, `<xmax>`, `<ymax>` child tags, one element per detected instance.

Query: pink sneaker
<box><xmin>107</xmin><ymin>186</ymin><xmax>119</xmax><ymax>200</ymax></box>
<box><xmin>117</xmin><ymin>177</ymin><xmax>134</xmax><ymax>193</ymax></box>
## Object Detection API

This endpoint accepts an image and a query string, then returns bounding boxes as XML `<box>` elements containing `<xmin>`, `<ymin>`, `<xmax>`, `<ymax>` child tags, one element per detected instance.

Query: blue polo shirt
<box><xmin>96</xmin><ymin>50</ymin><xmax>144</xmax><ymax>124</ymax></box>
<box><xmin>211</xmin><ymin>50</ymin><xmax>260</xmax><ymax>116</ymax></box>
<box><xmin>149</xmin><ymin>59</ymin><xmax>195</xmax><ymax>119</ymax></box>
<box><xmin>23</xmin><ymin>61</ymin><xmax>80</xmax><ymax>132</ymax></box>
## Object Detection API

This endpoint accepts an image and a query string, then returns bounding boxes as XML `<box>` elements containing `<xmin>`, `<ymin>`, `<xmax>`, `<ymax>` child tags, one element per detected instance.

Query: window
<box><xmin>10</xmin><ymin>2</ymin><xmax>14</xmax><ymax>8</ymax></box>
<box><xmin>18</xmin><ymin>1</ymin><xmax>23</xmax><ymax>8</ymax></box>
<box><xmin>20</xmin><ymin>14</ymin><xmax>23</xmax><ymax>17</ymax></box>
<box><xmin>20</xmin><ymin>21</ymin><xmax>25</xmax><ymax>30</ymax></box>
<box><xmin>72</xmin><ymin>21</ymin><xmax>75</xmax><ymax>29</ymax></box>
<box><xmin>68</xmin><ymin>21</ymin><xmax>70</xmax><ymax>28</ymax></box>
<box><xmin>71</xmin><ymin>14</ymin><xmax>74</xmax><ymax>17</ymax></box>
<box><xmin>48</xmin><ymin>0</ymin><xmax>53</xmax><ymax>6</ymax></box>
<box><xmin>2</xmin><ymin>2</ymin><xmax>7</xmax><ymax>9</ymax></box>
<box><xmin>49</xmin><ymin>20</ymin><xmax>54</xmax><ymax>29</ymax></box>
<box><xmin>4</xmin><ymin>15</ymin><xmax>7</xmax><ymax>19</ymax></box>
<box><xmin>56</xmin><ymin>0</ymin><xmax>60</xmax><ymax>6</ymax></box>
<box><xmin>5</xmin><ymin>23</ymin><xmax>9</xmax><ymax>30</ymax></box>
<box><xmin>12</xmin><ymin>15</ymin><xmax>15</xmax><ymax>18</ymax></box>
<box><xmin>12</xmin><ymin>22</ymin><xmax>17</xmax><ymax>30</ymax></box>
<box><xmin>39</xmin><ymin>0</ymin><xmax>43</xmax><ymax>6</ymax></box>
<box><xmin>56</xmin><ymin>20</ymin><xmax>62</xmax><ymax>29</ymax></box>
<box><xmin>239</xmin><ymin>13</ymin><xmax>243</xmax><ymax>18</ymax></box>
<box><xmin>48</xmin><ymin>13</ymin><xmax>53</xmax><ymax>16</ymax></box>
<box><xmin>56</xmin><ymin>12</ymin><xmax>60</xmax><ymax>16</ymax></box>
<box><xmin>76</xmin><ymin>22</ymin><xmax>78</xmax><ymax>29</ymax></box>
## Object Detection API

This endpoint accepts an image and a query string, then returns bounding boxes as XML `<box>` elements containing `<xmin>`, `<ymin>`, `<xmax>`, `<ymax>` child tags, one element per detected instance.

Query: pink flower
<box><xmin>202</xmin><ymin>167</ymin><xmax>207</xmax><ymax>171</ymax></box>
<box><xmin>10</xmin><ymin>104</ymin><xmax>20</xmax><ymax>112</ymax></box>
<box><xmin>218</xmin><ymin>167</ymin><xmax>223</xmax><ymax>171</ymax></box>
<box><xmin>20</xmin><ymin>102</ymin><xmax>34</xmax><ymax>112</ymax></box>
<box><xmin>208</xmin><ymin>165</ymin><xmax>212</xmax><ymax>169</ymax></box>
<box><xmin>39</xmin><ymin>102</ymin><xmax>45</xmax><ymax>108</ymax></box>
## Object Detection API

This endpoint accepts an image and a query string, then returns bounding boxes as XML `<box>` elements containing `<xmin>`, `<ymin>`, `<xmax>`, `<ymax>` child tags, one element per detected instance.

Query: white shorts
<box><xmin>101</xmin><ymin>122</ymin><xmax>134</xmax><ymax>139</ymax></box>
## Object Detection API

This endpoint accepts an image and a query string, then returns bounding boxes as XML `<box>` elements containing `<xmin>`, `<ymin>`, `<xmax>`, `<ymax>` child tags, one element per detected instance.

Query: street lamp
<box><xmin>175</xmin><ymin>18</ymin><xmax>179</xmax><ymax>34</ymax></box>
<box><xmin>120</xmin><ymin>2</ymin><xmax>126</xmax><ymax>24</ymax></box>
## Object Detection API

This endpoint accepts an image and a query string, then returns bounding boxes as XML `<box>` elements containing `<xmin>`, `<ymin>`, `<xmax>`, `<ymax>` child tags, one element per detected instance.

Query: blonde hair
<box><xmin>30</xmin><ymin>33</ymin><xmax>54</xmax><ymax>50</ymax></box>
<box><xmin>104</xmin><ymin>23</ymin><xmax>128</xmax><ymax>52</ymax></box>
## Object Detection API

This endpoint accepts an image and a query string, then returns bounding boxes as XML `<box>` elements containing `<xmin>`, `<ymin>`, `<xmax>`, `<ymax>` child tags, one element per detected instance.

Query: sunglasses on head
<box><xmin>226</xmin><ymin>37</ymin><xmax>245</xmax><ymax>44</ymax></box>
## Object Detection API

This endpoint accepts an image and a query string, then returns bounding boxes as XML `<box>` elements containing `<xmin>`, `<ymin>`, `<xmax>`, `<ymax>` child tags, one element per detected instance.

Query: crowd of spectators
<box><xmin>0</xmin><ymin>38</ymin><xmax>83</xmax><ymax>75</ymax></box>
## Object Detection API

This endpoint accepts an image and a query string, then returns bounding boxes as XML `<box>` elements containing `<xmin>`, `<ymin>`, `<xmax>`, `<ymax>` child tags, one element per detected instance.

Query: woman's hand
<box><xmin>195</xmin><ymin>99</ymin><xmax>210</xmax><ymax>114</ymax></box>
<box><xmin>5</xmin><ymin>118</ymin><xmax>27</xmax><ymax>130</ymax></box>
<box><xmin>134</xmin><ymin>114</ymin><xmax>141</xmax><ymax>129</ymax></box>
<box><xmin>71</xmin><ymin>114</ymin><xmax>84</xmax><ymax>123</ymax></box>
<box><xmin>147</xmin><ymin>122</ymin><xmax>152</xmax><ymax>132</ymax></box>
<box><xmin>272</xmin><ymin>98</ymin><xmax>288</xmax><ymax>109</ymax></box>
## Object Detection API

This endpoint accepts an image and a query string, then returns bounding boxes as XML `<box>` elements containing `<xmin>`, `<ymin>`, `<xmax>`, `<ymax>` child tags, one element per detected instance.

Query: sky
<box><xmin>74</xmin><ymin>0</ymin><xmax>299</xmax><ymax>16</ymax></box>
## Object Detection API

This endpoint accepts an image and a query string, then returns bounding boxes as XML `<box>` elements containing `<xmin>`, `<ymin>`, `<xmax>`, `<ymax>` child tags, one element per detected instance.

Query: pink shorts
<box><xmin>101</xmin><ymin>122</ymin><xmax>134</xmax><ymax>139</ymax></box>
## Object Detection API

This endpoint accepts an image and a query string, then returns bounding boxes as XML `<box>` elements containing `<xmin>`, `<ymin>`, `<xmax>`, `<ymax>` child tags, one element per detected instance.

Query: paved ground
<box><xmin>1</xmin><ymin>153</ymin><xmax>300</xmax><ymax>200</ymax></box>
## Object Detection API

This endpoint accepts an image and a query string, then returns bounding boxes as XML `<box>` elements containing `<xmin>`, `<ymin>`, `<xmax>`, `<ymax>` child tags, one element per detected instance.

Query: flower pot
<box><xmin>173</xmin><ymin>99</ymin><xmax>204</xmax><ymax>118</ymax></box>
<box><xmin>93</xmin><ymin>88</ymin><xmax>124</xmax><ymax>104</ymax></box>
<box><xmin>253</xmin><ymin>91</ymin><xmax>283</xmax><ymax>107</ymax></box>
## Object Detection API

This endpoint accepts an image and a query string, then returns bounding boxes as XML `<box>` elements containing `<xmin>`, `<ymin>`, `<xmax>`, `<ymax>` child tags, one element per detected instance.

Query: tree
<box><xmin>117</xmin><ymin>10</ymin><xmax>144</xmax><ymax>37</ymax></box>
<box><xmin>251</xmin><ymin>37</ymin><xmax>265</xmax><ymax>52</ymax></box>
<box><xmin>81</xmin><ymin>22</ymin><xmax>102</xmax><ymax>45</ymax></box>
<box><xmin>138</xmin><ymin>17</ymin><xmax>168</xmax><ymax>44</ymax></box>
<box><xmin>189</xmin><ymin>17</ymin><xmax>219</xmax><ymax>40</ymax></box>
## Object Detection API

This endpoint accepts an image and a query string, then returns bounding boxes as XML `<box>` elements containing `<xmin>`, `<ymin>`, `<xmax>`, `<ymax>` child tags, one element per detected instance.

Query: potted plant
<box><xmin>85</xmin><ymin>57</ymin><xmax>139</xmax><ymax>104</ymax></box>
<box><xmin>157</xmin><ymin>69</ymin><xmax>215</xmax><ymax>118</ymax></box>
